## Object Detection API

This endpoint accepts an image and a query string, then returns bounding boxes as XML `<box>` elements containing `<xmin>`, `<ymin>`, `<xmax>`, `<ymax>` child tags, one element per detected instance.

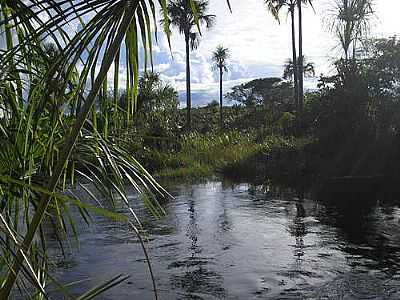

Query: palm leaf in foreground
<box><xmin>0</xmin><ymin>0</ymin><xmax>171</xmax><ymax>298</ymax></box>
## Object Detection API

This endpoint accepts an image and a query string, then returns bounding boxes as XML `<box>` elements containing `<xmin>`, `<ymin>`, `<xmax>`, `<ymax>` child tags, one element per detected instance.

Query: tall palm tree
<box><xmin>162</xmin><ymin>0</ymin><xmax>215</xmax><ymax>130</ymax></box>
<box><xmin>297</xmin><ymin>0</ymin><xmax>304</xmax><ymax>111</ymax></box>
<box><xmin>297</xmin><ymin>0</ymin><xmax>314</xmax><ymax>112</ymax></box>
<box><xmin>212</xmin><ymin>45</ymin><xmax>230</xmax><ymax>129</ymax></box>
<box><xmin>265</xmin><ymin>0</ymin><xmax>299</xmax><ymax>108</ymax></box>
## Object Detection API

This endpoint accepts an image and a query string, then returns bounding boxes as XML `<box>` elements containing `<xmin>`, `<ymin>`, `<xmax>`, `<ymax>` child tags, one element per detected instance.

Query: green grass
<box><xmin>155</xmin><ymin>163</ymin><xmax>213</xmax><ymax>181</ymax></box>
<box><xmin>147</xmin><ymin>131</ymin><xmax>313</xmax><ymax>182</ymax></box>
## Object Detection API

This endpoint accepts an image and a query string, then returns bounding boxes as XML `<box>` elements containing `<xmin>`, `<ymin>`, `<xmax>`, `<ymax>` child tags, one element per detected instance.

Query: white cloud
<box><xmin>86</xmin><ymin>0</ymin><xmax>400</xmax><ymax>107</ymax></box>
<box><xmin>3</xmin><ymin>0</ymin><xmax>398</xmax><ymax>108</ymax></box>
<box><xmin>146</xmin><ymin>0</ymin><xmax>400</xmax><ymax>107</ymax></box>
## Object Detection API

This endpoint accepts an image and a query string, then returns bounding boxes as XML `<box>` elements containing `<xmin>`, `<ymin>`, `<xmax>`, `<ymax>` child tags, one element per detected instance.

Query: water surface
<box><xmin>52</xmin><ymin>182</ymin><xmax>400</xmax><ymax>299</ymax></box>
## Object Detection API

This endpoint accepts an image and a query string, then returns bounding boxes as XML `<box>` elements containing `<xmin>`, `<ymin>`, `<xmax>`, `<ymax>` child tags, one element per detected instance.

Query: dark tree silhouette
<box><xmin>283</xmin><ymin>56</ymin><xmax>315</xmax><ymax>81</ymax></box>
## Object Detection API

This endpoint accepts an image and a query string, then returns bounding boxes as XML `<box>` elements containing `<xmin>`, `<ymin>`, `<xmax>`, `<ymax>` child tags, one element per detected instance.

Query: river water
<box><xmin>51</xmin><ymin>181</ymin><xmax>400</xmax><ymax>299</ymax></box>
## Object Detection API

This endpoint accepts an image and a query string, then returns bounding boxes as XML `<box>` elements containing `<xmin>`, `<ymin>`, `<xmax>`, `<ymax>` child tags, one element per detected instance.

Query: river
<box><xmin>50</xmin><ymin>181</ymin><xmax>400</xmax><ymax>299</ymax></box>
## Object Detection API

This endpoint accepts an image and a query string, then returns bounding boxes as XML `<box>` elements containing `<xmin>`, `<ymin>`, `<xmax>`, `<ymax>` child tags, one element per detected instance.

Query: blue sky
<box><xmin>2</xmin><ymin>0</ymin><xmax>398</xmax><ymax>107</ymax></box>
<box><xmin>146</xmin><ymin>0</ymin><xmax>400</xmax><ymax>107</ymax></box>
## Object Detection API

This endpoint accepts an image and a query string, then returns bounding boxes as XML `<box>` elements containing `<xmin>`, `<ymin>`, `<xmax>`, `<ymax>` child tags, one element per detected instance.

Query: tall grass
<box><xmin>150</xmin><ymin>131</ymin><xmax>311</xmax><ymax>182</ymax></box>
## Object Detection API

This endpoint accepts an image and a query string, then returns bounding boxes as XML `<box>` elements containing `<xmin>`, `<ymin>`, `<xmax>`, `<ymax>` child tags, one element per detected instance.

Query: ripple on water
<box><xmin>47</xmin><ymin>181</ymin><xmax>400</xmax><ymax>299</ymax></box>
<box><xmin>313</xmin><ymin>273</ymin><xmax>390</xmax><ymax>299</ymax></box>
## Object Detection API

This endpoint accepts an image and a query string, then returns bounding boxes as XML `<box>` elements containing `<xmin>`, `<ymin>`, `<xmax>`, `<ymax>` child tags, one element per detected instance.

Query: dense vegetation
<box><xmin>128</xmin><ymin>36</ymin><xmax>400</xmax><ymax>189</ymax></box>
<box><xmin>1</xmin><ymin>0</ymin><xmax>398</xmax><ymax>299</ymax></box>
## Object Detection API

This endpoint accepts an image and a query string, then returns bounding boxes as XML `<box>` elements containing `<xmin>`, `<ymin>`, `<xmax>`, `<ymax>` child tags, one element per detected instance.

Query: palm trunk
<box><xmin>297</xmin><ymin>0</ymin><xmax>304</xmax><ymax>112</ymax></box>
<box><xmin>185</xmin><ymin>35</ymin><xmax>192</xmax><ymax>130</ymax></box>
<box><xmin>290</xmin><ymin>6</ymin><xmax>299</xmax><ymax>109</ymax></box>
<box><xmin>219</xmin><ymin>68</ymin><xmax>223</xmax><ymax>130</ymax></box>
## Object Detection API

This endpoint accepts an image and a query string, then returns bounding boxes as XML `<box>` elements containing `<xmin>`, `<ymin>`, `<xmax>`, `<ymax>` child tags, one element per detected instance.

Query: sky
<box><xmin>147</xmin><ymin>0</ymin><xmax>400</xmax><ymax>107</ymax></box>
<box><xmin>1</xmin><ymin>0</ymin><xmax>398</xmax><ymax>107</ymax></box>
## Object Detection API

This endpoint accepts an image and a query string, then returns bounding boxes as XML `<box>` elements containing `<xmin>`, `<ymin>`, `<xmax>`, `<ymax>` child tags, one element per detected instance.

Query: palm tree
<box><xmin>162</xmin><ymin>0</ymin><xmax>215</xmax><ymax>130</ymax></box>
<box><xmin>0</xmin><ymin>1</ymin><xmax>176</xmax><ymax>298</ymax></box>
<box><xmin>265</xmin><ymin>0</ymin><xmax>299</xmax><ymax>108</ymax></box>
<box><xmin>297</xmin><ymin>0</ymin><xmax>314</xmax><ymax>112</ymax></box>
<box><xmin>283</xmin><ymin>56</ymin><xmax>315</xmax><ymax>81</ymax></box>
<box><xmin>329</xmin><ymin>0</ymin><xmax>374</xmax><ymax>60</ymax></box>
<box><xmin>266</xmin><ymin>0</ymin><xmax>313</xmax><ymax>117</ymax></box>
<box><xmin>212</xmin><ymin>45</ymin><xmax>230</xmax><ymax>129</ymax></box>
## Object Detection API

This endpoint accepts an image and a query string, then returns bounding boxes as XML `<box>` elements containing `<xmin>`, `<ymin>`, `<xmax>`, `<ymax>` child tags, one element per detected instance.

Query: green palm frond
<box><xmin>283</xmin><ymin>56</ymin><xmax>315</xmax><ymax>80</ymax></box>
<box><xmin>0</xmin><ymin>0</ymin><xmax>182</xmax><ymax>298</ymax></box>
<box><xmin>212</xmin><ymin>45</ymin><xmax>230</xmax><ymax>72</ymax></box>
<box><xmin>328</xmin><ymin>0</ymin><xmax>374</xmax><ymax>59</ymax></box>
<box><xmin>160</xmin><ymin>0</ymin><xmax>215</xmax><ymax>46</ymax></box>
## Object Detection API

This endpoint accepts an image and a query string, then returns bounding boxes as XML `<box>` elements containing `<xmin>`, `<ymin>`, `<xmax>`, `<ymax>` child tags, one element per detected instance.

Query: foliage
<box><xmin>136</xmin><ymin>72</ymin><xmax>180</xmax><ymax>138</ymax></box>
<box><xmin>283</xmin><ymin>56</ymin><xmax>315</xmax><ymax>81</ymax></box>
<box><xmin>212</xmin><ymin>45</ymin><xmax>230</xmax><ymax>73</ymax></box>
<box><xmin>301</xmin><ymin>37</ymin><xmax>400</xmax><ymax>177</ymax></box>
<box><xmin>146</xmin><ymin>129</ymin><xmax>314</xmax><ymax>187</ymax></box>
<box><xmin>161</xmin><ymin>0</ymin><xmax>215</xmax><ymax>129</ymax></box>
<box><xmin>207</xmin><ymin>100</ymin><xmax>220</xmax><ymax>107</ymax></box>
<box><xmin>152</xmin><ymin>131</ymin><xmax>262</xmax><ymax>181</ymax></box>
<box><xmin>266</xmin><ymin>0</ymin><xmax>299</xmax><ymax>108</ymax></box>
<box><xmin>328</xmin><ymin>0</ymin><xmax>374</xmax><ymax>60</ymax></box>
<box><xmin>226</xmin><ymin>77</ymin><xmax>293</xmax><ymax>107</ymax></box>
<box><xmin>212</xmin><ymin>45</ymin><xmax>230</xmax><ymax>128</ymax></box>
<box><xmin>162</xmin><ymin>0</ymin><xmax>215</xmax><ymax>50</ymax></box>
<box><xmin>0</xmin><ymin>0</ymin><xmax>188</xmax><ymax>298</ymax></box>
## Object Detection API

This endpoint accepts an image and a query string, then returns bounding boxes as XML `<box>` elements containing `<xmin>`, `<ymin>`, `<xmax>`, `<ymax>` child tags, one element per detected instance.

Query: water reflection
<box><xmin>168</xmin><ymin>186</ymin><xmax>226</xmax><ymax>299</ymax></box>
<box><xmin>218</xmin><ymin>193</ymin><xmax>232</xmax><ymax>233</ymax></box>
<box><xmin>290</xmin><ymin>202</ymin><xmax>307</xmax><ymax>265</ymax></box>
<box><xmin>47</xmin><ymin>181</ymin><xmax>400</xmax><ymax>299</ymax></box>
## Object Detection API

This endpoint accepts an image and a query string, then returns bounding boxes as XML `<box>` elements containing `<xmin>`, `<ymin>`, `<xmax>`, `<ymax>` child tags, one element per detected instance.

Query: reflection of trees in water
<box><xmin>218</xmin><ymin>194</ymin><xmax>232</xmax><ymax>233</ymax></box>
<box><xmin>221</xmin><ymin>180</ymin><xmax>236</xmax><ymax>192</ymax></box>
<box><xmin>317</xmin><ymin>199</ymin><xmax>378</xmax><ymax>246</ymax></box>
<box><xmin>168</xmin><ymin>189</ymin><xmax>226</xmax><ymax>298</ymax></box>
<box><xmin>317</xmin><ymin>200</ymin><xmax>400</xmax><ymax>276</ymax></box>
<box><xmin>187</xmin><ymin>196</ymin><xmax>201</xmax><ymax>255</ymax></box>
<box><xmin>170</xmin><ymin>267</ymin><xmax>225</xmax><ymax>299</ymax></box>
<box><xmin>288</xmin><ymin>202</ymin><xmax>307</xmax><ymax>268</ymax></box>
<box><xmin>216</xmin><ymin>192</ymin><xmax>235</xmax><ymax>254</ymax></box>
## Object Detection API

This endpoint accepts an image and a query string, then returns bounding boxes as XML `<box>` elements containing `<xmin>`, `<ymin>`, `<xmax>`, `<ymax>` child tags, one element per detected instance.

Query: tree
<box><xmin>226</xmin><ymin>77</ymin><xmax>292</xmax><ymax>109</ymax></box>
<box><xmin>212</xmin><ymin>45</ymin><xmax>230</xmax><ymax>129</ymax></box>
<box><xmin>226</xmin><ymin>77</ymin><xmax>294</xmax><ymax>131</ymax></box>
<box><xmin>265</xmin><ymin>0</ymin><xmax>299</xmax><ymax>108</ymax></box>
<box><xmin>162</xmin><ymin>0</ymin><xmax>215</xmax><ymax>130</ymax></box>
<box><xmin>265</xmin><ymin>0</ymin><xmax>313</xmax><ymax>111</ymax></box>
<box><xmin>297</xmin><ymin>0</ymin><xmax>314</xmax><ymax>112</ymax></box>
<box><xmin>283</xmin><ymin>56</ymin><xmax>315</xmax><ymax>81</ymax></box>
<box><xmin>137</xmin><ymin>71</ymin><xmax>179</xmax><ymax>130</ymax></box>
<box><xmin>0</xmin><ymin>1</ymin><xmax>178</xmax><ymax>298</ymax></box>
<box><xmin>328</xmin><ymin>0</ymin><xmax>374</xmax><ymax>61</ymax></box>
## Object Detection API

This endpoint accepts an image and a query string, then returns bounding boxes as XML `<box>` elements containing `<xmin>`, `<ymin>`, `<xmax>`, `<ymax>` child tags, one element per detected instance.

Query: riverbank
<box><xmin>134</xmin><ymin>131</ymin><xmax>313</xmax><ymax>185</ymax></box>
<box><xmin>122</xmin><ymin>101</ymin><xmax>400</xmax><ymax>196</ymax></box>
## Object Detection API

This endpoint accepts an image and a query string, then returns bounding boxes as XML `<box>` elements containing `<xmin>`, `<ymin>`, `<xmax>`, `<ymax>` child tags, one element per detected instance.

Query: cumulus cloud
<box><xmin>95</xmin><ymin>0</ymin><xmax>400</xmax><ymax>107</ymax></box>
<box><xmin>143</xmin><ymin>0</ymin><xmax>335</xmax><ymax>107</ymax></box>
